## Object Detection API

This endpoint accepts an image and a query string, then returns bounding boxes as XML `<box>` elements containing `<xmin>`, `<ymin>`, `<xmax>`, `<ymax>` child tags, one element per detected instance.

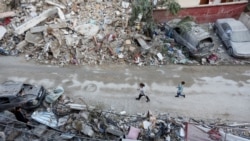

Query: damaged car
<box><xmin>214</xmin><ymin>18</ymin><xmax>250</xmax><ymax>58</ymax></box>
<box><xmin>0</xmin><ymin>81</ymin><xmax>46</xmax><ymax>111</ymax></box>
<box><xmin>166</xmin><ymin>19</ymin><xmax>214</xmax><ymax>58</ymax></box>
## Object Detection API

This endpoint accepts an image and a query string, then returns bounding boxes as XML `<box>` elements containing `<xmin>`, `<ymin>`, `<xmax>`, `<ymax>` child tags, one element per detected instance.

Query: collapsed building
<box><xmin>1</xmin><ymin>0</ymin><xmax>250</xmax><ymax>66</ymax></box>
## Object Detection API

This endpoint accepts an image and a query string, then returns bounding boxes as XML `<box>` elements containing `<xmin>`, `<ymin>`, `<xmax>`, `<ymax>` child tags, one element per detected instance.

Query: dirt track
<box><xmin>0</xmin><ymin>56</ymin><xmax>250</xmax><ymax>122</ymax></box>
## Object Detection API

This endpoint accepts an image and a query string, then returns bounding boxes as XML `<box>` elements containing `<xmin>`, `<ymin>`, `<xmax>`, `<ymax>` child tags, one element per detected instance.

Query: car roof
<box><xmin>216</xmin><ymin>18</ymin><xmax>248</xmax><ymax>32</ymax></box>
<box><xmin>0</xmin><ymin>82</ymin><xmax>23</xmax><ymax>96</ymax></box>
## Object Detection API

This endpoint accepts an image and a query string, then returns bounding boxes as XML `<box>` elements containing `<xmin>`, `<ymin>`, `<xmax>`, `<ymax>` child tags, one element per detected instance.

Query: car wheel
<box><xmin>227</xmin><ymin>47</ymin><xmax>234</xmax><ymax>56</ymax></box>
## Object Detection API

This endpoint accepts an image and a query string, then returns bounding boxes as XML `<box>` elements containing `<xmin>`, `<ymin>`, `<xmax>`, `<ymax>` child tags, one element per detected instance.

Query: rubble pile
<box><xmin>0</xmin><ymin>0</ymin><xmax>204</xmax><ymax>66</ymax></box>
<box><xmin>1</xmin><ymin>0</ymin><xmax>250</xmax><ymax>66</ymax></box>
<box><xmin>0</xmin><ymin>87</ymin><xmax>250</xmax><ymax>141</ymax></box>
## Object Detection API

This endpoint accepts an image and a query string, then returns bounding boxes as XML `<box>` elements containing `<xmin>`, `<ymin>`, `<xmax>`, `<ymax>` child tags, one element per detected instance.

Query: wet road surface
<box><xmin>0</xmin><ymin>56</ymin><xmax>250</xmax><ymax>122</ymax></box>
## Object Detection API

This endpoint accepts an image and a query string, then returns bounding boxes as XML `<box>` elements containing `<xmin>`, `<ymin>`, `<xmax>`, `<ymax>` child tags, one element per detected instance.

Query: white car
<box><xmin>214</xmin><ymin>18</ymin><xmax>250</xmax><ymax>58</ymax></box>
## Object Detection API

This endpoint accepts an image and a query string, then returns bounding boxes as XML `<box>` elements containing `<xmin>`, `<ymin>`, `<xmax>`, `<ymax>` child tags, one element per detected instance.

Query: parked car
<box><xmin>0</xmin><ymin>81</ymin><xmax>46</xmax><ymax>111</ymax></box>
<box><xmin>214</xmin><ymin>18</ymin><xmax>250</xmax><ymax>58</ymax></box>
<box><xmin>166</xmin><ymin>20</ymin><xmax>214</xmax><ymax>58</ymax></box>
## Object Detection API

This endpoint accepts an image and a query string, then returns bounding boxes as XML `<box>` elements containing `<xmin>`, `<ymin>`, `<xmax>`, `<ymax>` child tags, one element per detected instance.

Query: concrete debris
<box><xmin>106</xmin><ymin>125</ymin><xmax>124</xmax><ymax>137</ymax></box>
<box><xmin>81</xmin><ymin>124</ymin><xmax>94</xmax><ymax>137</ymax></box>
<box><xmin>0</xmin><ymin>85</ymin><xmax>249</xmax><ymax>141</ymax></box>
<box><xmin>0</xmin><ymin>132</ymin><xmax>5</xmax><ymax>141</ymax></box>
<box><xmin>14</xmin><ymin>7</ymin><xmax>58</xmax><ymax>35</ymax></box>
<box><xmin>136</xmin><ymin>38</ymin><xmax>151</xmax><ymax>50</ymax></box>
<box><xmin>45</xmin><ymin>0</ymin><xmax>66</xmax><ymax>9</ymax></box>
<box><xmin>31</xmin><ymin>111</ymin><xmax>69</xmax><ymax>128</ymax></box>
<box><xmin>0</xmin><ymin>0</ymin><xmax>249</xmax><ymax>65</ymax></box>
<box><xmin>45</xmin><ymin>86</ymin><xmax>64</xmax><ymax>104</ymax></box>
<box><xmin>0</xmin><ymin>11</ymin><xmax>16</xmax><ymax>19</ymax></box>
<box><xmin>30</xmin><ymin>22</ymin><xmax>68</xmax><ymax>33</ymax></box>
<box><xmin>25</xmin><ymin>31</ymin><xmax>43</xmax><ymax>45</ymax></box>
<box><xmin>32</xmin><ymin>125</ymin><xmax>47</xmax><ymax>136</ymax></box>
<box><xmin>74</xmin><ymin>24</ymin><xmax>100</xmax><ymax>38</ymax></box>
<box><xmin>0</xmin><ymin>26</ymin><xmax>6</xmax><ymax>40</ymax></box>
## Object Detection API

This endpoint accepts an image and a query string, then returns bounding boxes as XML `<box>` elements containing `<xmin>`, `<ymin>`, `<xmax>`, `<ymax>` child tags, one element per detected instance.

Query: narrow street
<box><xmin>1</xmin><ymin>56</ymin><xmax>250</xmax><ymax>122</ymax></box>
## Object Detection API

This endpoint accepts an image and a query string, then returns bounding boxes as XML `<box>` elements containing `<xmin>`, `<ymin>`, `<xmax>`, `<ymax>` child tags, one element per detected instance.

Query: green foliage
<box><xmin>244</xmin><ymin>4</ymin><xmax>250</xmax><ymax>12</ymax></box>
<box><xmin>129</xmin><ymin>0</ymin><xmax>181</xmax><ymax>37</ymax></box>
<box><xmin>176</xmin><ymin>16</ymin><xmax>194</xmax><ymax>34</ymax></box>
<box><xmin>163</xmin><ymin>0</ymin><xmax>181</xmax><ymax>15</ymax></box>
<box><xmin>130</xmin><ymin>0</ymin><xmax>181</xmax><ymax>25</ymax></box>
<box><xmin>130</xmin><ymin>0</ymin><xmax>153</xmax><ymax>23</ymax></box>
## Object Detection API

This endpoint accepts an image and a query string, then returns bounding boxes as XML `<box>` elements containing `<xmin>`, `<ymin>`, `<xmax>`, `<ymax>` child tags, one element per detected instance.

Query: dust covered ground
<box><xmin>0</xmin><ymin>56</ymin><xmax>250</xmax><ymax>122</ymax></box>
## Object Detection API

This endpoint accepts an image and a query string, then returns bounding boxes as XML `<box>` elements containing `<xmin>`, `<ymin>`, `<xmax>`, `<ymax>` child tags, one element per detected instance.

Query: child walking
<box><xmin>175</xmin><ymin>81</ymin><xmax>186</xmax><ymax>98</ymax></box>
<box><xmin>136</xmin><ymin>83</ymin><xmax>150</xmax><ymax>102</ymax></box>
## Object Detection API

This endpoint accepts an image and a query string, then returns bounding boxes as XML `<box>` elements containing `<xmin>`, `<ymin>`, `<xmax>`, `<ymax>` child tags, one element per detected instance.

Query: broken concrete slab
<box><xmin>15</xmin><ymin>7</ymin><xmax>58</xmax><ymax>35</ymax></box>
<box><xmin>74</xmin><ymin>24</ymin><xmax>99</xmax><ymax>38</ymax></box>
<box><xmin>45</xmin><ymin>0</ymin><xmax>66</xmax><ymax>9</ymax></box>
<box><xmin>67</xmin><ymin>103</ymin><xmax>95</xmax><ymax>111</ymax></box>
<box><xmin>30</xmin><ymin>22</ymin><xmax>68</xmax><ymax>33</ymax></box>
<box><xmin>0</xmin><ymin>132</ymin><xmax>5</xmax><ymax>141</ymax></box>
<box><xmin>25</xmin><ymin>31</ymin><xmax>43</xmax><ymax>45</ymax></box>
<box><xmin>81</xmin><ymin>124</ymin><xmax>94</xmax><ymax>137</ymax></box>
<box><xmin>136</xmin><ymin>38</ymin><xmax>151</xmax><ymax>50</ymax></box>
<box><xmin>50</xmin><ymin>39</ymin><xmax>61</xmax><ymax>59</ymax></box>
<box><xmin>122</xmin><ymin>139</ymin><xmax>141</xmax><ymax>141</ymax></box>
<box><xmin>0</xmin><ymin>26</ymin><xmax>6</xmax><ymax>40</ymax></box>
<box><xmin>32</xmin><ymin>125</ymin><xmax>47</xmax><ymax>136</ymax></box>
<box><xmin>106</xmin><ymin>125</ymin><xmax>124</xmax><ymax>137</ymax></box>
<box><xmin>56</xmin><ymin>7</ymin><xmax>65</xmax><ymax>20</ymax></box>
<box><xmin>65</xmin><ymin>35</ymin><xmax>79</xmax><ymax>46</ymax></box>
<box><xmin>0</xmin><ymin>11</ymin><xmax>16</xmax><ymax>19</ymax></box>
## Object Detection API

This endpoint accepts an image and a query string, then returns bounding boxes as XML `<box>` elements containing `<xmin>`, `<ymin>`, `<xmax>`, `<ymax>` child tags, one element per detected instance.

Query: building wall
<box><xmin>176</xmin><ymin>0</ymin><xmax>247</xmax><ymax>7</ymax></box>
<box><xmin>176</xmin><ymin>0</ymin><xmax>200</xmax><ymax>7</ymax></box>
<box><xmin>153</xmin><ymin>2</ymin><xmax>248</xmax><ymax>23</ymax></box>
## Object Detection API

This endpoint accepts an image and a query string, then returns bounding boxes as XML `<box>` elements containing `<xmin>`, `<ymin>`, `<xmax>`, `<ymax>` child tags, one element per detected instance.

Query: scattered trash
<box><xmin>0</xmin><ymin>85</ymin><xmax>249</xmax><ymax>140</ymax></box>
<box><xmin>0</xmin><ymin>26</ymin><xmax>6</xmax><ymax>40</ymax></box>
<box><xmin>0</xmin><ymin>0</ymin><xmax>248</xmax><ymax>66</ymax></box>
<box><xmin>45</xmin><ymin>86</ymin><xmax>64</xmax><ymax>104</ymax></box>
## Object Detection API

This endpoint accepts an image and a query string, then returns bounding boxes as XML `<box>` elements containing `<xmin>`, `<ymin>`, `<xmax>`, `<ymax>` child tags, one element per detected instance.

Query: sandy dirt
<box><xmin>0</xmin><ymin>56</ymin><xmax>250</xmax><ymax>122</ymax></box>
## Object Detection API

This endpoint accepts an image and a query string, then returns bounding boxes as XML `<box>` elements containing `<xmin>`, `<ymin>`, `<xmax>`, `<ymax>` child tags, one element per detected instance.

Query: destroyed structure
<box><xmin>0</xmin><ymin>0</ymin><xmax>250</xmax><ymax>140</ymax></box>
<box><xmin>0</xmin><ymin>86</ymin><xmax>250</xmax><ymax>141</ymax></box>
<box><xmin>1</xmin><ymin>0</ymin><xmax>250</xmax><ymax>66</ymax></box>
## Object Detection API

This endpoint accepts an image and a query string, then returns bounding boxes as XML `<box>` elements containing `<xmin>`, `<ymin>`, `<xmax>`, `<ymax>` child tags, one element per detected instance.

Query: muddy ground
<box><xmin>0</xmin><ymin>55</ymin><xmax>250</xmax><ymax>122</ymax></box>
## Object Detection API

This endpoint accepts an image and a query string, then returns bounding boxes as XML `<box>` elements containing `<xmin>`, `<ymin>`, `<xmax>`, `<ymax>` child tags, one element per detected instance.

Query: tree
<box><xmin>129</xmin><ymin>0</ymin><xmax>181</xmax><ymax>36</ymax></box>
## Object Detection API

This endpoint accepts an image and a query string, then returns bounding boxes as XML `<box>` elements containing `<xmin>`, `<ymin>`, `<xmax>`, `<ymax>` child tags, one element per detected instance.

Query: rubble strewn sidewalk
<box><xmin>0</xmin><ymin>86</ymin><xmax>250</xmax><ymax>141</ymax></box>
<box><xmin>1</xmin><ymin>0</ymin><xmax>250</xmax><ymax>66</ymax></box>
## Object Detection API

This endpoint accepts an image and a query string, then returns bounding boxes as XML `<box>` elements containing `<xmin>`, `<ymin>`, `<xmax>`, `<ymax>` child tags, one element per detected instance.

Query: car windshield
<box><xmin>231</xmin><ymin>30</ymin><xmax>250</xmax><ymax>42</ymax></box>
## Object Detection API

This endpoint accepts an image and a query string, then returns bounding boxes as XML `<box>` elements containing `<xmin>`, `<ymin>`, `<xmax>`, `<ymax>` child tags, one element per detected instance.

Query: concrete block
<box><xmin>74</xmin><ymin>24</ymin><xmax>99</xmax><ymax>38</ymax></box>
<box><xmin>81</xmin><ymin>124</ymin><xmax>94</xmax><ymax>137</ymax></box>
<box><xmin>45</xmin><ymin>0</ymin><xmax>66</xmax><ymax>9</ymax></box>
<box><xmin>15</xmin><ymin>7</ymin><xmax>58</xmax><ymax>35</ymax></box>
<box><xmin>106</xmin><ymin>125</ymin><xmax>124</xmax><ymax>137</ymax></box>
<box><xmin>0</xmin><ymin>26</ymin><xmax>6</xmax><ymax>40</ymax></box>
<box><xmin>0</xmin><ymin>11</ymin><xmax>16</xmax><ymax>19</ymax></box>
<box><xmin>25</xmin><ymin>31</ymin><xmax>43</xmax><ymax>44</ymax></box>
<box><xmin>30</xmin><ymin>22</ymin><xmax>67</xmax><ymax>33</ymax></box>
<box><xmin>32</xmin><ymin>125</ymin><xmax>47</xmax><ymax>136</ymax></box>
<box><xmin>16</xmin><ymin>40</ymin><xmax>28</xmax><ymax>51</ymax></box>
